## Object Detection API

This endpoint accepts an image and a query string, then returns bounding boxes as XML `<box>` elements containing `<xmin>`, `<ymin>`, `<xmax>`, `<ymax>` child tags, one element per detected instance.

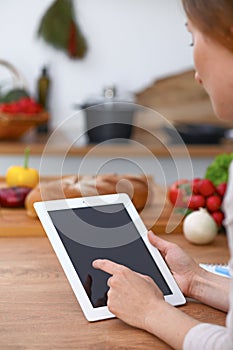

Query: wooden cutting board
<box><xmin>0</xmin><ymin>178</ymin><xmax>183</xmax><ymax>237</ymax></box>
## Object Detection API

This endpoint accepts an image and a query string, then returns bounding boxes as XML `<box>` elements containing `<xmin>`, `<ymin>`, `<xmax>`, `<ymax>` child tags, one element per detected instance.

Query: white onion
<box><xmin>183</xmin><ymin>208</ymin><xmax>218</xmax><ymax>245</ymax></box>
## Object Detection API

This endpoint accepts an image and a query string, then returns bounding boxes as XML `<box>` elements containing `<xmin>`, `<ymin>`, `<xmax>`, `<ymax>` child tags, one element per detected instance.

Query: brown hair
<box><xmin>182</xmin><ymin>0</ymin><xmax>233</xmax><ymax>52</ymax></box>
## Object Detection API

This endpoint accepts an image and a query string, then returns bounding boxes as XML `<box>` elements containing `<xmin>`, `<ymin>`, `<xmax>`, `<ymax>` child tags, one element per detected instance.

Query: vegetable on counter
<box><xmin>6</xmin><ymin>147</ymin><xmax>39</xmax><ymax>188</ymax></box>
<box><xmin>167</xmin><ymin>152</ymin><xmax>233</xmax><ymax>242</ymax></box>
<box><xmin>168</xmin><ymin>179</ymin><xmax>191</xmax><ymax>207</ymax></box>
<box><xmin>168</xmin><ymin>177</ymin><xmax>227</xmax><ymax>229</ymax></box>
<box><xmin>183</xmin><ymin>208</ymin><xmax>218</xmax><ymax>245</ymax></box>
<box><xmin>0</xmin><ymin>88</ymin><xmax>29</xmax><ymax>103</ymax></box>
<box><xmin>0</xmin><ymin>187</ymin><xmax>31</xmax><ymax>208</ymax></box>
<box><xmin>0</xmin><ymin>96</ymin><xmax>42</xmax><ymax>115</ymax></box>
<box><xmin>205</xmin><ymin>152</ymin><xmax>233</xmax><ymax>186</ymax></box>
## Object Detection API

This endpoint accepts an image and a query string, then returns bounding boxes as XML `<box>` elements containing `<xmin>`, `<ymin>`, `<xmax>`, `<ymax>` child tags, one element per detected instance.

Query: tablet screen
<box><xmin>48</xmin><ymin>203</ymin><xmax>172</xmax><ymax>308</ymax></box>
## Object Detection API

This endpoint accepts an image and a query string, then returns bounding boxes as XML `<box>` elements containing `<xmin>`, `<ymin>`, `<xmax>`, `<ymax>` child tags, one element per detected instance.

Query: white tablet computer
<box><xmin>34</xmin><ymin>193</ymin><xmax>186</xmax><ymax>322</ymax></box>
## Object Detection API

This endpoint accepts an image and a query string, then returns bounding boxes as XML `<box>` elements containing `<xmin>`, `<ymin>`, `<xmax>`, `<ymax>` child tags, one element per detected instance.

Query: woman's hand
<box><xmin>92</xmin><ymin>259</ymin><xmax>164</xmax><ymax>329</ymax></box>
<box><xmin>93</xmin><ymin>255</ymin><xmax>201</xmax><ymax>349</ymax></box>
<box><xmin>149</xmin><ymin>231</ymin><xmax>231</xmax><ymax>311</ymax></box>
<box><xmin>148</xmin><ymin>231</ymin><xmax>200</xmax><ymax>296</ymax></box>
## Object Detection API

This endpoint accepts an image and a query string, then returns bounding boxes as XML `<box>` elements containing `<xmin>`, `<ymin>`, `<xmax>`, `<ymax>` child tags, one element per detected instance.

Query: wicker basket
<box><xmin>0</xmin><ymin>60</ymin><xmax>49</xmax><ymax>140</ymax></box>
<box><xmin>0</xmin><ymin>111</ymin><xmax>49</xmax><ymax>139</ymax></box>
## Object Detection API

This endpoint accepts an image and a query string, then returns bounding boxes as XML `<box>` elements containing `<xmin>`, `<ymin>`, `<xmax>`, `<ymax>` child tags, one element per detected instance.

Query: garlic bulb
<box><xmin>183</xmin><ymin>208</ymin><xmax>218</xmax><ymax>245</ymax></box>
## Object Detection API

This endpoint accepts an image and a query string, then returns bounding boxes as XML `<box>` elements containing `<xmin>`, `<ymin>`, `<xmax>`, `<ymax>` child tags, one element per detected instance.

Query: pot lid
<box><xmin>79</xmin><ymin>85</ymin><xmax>135</xmax><ymax>108</ymax></box>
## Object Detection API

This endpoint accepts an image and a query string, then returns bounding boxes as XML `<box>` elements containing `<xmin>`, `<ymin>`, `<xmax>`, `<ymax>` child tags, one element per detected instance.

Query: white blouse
<box><xmin>183</xmin><ymin>163</ymin><xmax>233</xmax><ymax>349</ymax></box>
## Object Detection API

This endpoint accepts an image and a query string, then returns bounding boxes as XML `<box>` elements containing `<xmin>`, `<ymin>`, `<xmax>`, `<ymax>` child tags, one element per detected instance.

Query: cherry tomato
<box><xmin>187</xmin><ymin>194</ymin><xmax>205</xmax><ymax>210</ymax></box>
<box><xmin>211</xmin><ymin>210</ymin><xmax>224</xmax><ymax>227</ymax></box>
<box><xmin>206</xmin><ymin>195</ymin><xmax>222</xmax><ymax>212</ymax></box>
<box><xmin>216</xmin><ymin>182</ymin><xmax>227</xmax><ymax>197</ymax></box>
<box><xmin>168</xmin><ymin>179</ymin><xmax>191</xmax><ymax>207</ymax></box>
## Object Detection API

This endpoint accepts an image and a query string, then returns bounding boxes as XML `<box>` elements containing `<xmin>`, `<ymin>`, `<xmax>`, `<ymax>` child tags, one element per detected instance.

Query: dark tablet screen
<box><xmin>48</xmin><ymin>203</ymin><xmax>171</xmax><ymax>308</ymax></box>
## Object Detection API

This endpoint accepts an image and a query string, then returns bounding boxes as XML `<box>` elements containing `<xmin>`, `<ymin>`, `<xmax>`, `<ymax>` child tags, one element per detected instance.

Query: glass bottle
<box><xmin>37</xmin><ymin>66</ymin><xmax>50</xmax><ymax>133</ymax></box>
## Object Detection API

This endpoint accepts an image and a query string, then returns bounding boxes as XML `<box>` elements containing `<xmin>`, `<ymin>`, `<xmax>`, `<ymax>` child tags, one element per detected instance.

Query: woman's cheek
<box><xmin>209</xmin><ymin>92</ymin><xmax>229</xmax><ymax>121</ymax></box>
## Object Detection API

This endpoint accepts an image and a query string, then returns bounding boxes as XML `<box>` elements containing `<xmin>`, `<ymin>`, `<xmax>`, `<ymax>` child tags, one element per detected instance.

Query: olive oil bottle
<box><xmin>37</xmin><ymin>66</ymin><xmax>50</xmax><ymax>133</ymax></box>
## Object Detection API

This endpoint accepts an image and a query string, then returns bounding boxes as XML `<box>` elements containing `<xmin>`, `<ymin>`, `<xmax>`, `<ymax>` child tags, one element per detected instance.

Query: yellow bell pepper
<box><xmin>6</xmin><ymin>147</ymin><xmax>39</xmax><ymax>188</ymax></box>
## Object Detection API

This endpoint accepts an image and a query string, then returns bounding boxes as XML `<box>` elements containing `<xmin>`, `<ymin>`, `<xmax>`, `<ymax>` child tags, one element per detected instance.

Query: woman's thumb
<box><xmin>148</xmin><ymin>231</ymin><xmax>169</xmax><ymax>256</ymax></box>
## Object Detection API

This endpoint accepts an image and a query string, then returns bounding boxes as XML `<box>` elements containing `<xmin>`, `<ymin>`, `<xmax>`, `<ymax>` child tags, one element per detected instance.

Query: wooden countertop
<box><xmin>0</xmin><ymin>125</ymin><xmax>233</xmax><ymax>158</ymax></box>
<box><xmin>0</xmin><ymin>233</ymin><xmax>229</xmax><ymax>349</ymax></box>
<box><xmin>0</xmin><ymin>176</ymin><xmax>230</xmax><ymax>349</ymax></box>
<box><xmin>0</xmin><ymin>179</ymin><xmax>183</xmax><ymax>237</ymax></box>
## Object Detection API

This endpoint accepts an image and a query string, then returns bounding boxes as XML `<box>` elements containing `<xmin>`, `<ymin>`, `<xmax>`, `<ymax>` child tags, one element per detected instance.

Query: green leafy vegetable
<box><xmin>205</xmin><ymin>152</ymin><xmax>233</xmax><ymax>186</ymax></box>
<box><xmin>0</xmin><ymin>88</ymin><xmax>29</xmax><ymax>103</ymax></box>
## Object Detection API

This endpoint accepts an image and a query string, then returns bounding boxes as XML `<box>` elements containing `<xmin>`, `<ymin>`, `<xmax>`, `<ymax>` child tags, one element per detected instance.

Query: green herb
<box><xmin>205</xmin><ymin>152</ymin><xmax>233</xmax><ymax>186</ymax></box>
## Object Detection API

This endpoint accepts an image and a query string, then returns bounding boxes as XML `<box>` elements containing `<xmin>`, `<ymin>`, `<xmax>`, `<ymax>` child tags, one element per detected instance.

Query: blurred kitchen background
<box><xmin>1</xmin><ymin>0</ymin><xmax>232</xmax><ymax>184</ymax></box>
<box><xmin>0</xmin><ymin>0</ymin><xmax>194</xmax><ymax>129</ymax></box>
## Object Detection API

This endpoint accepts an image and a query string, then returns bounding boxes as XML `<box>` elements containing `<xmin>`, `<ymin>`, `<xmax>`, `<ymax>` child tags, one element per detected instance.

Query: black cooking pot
<box><xmin>83</xmin><ymin>102</ymin><xmax>139</xmax><ymax>143</ymax></box>
<box><xmin>77</xmin><ymin>87</ymin><xmax>138</xmax><ymax>143</ymax></box>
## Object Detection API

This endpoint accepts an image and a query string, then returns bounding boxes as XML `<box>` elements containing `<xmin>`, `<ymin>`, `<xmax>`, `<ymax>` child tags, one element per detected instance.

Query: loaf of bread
<box><xmin>25</xmin><ymin>174</ymin><xmax>154</xmax><ymax>218</ymax></box>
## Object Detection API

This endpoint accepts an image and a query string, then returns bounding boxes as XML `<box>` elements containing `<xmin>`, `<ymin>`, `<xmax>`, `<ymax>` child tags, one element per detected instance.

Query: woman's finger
<box><xmin>92</xmin><ymin>259</ymin><xmax>126</xmax><ymax>275</ymax></box>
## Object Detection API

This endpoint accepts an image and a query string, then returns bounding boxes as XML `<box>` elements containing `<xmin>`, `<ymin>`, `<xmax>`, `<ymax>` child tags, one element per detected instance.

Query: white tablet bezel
<box><xmin>34</xmin><ymin>193</ymin><xmax>186</xmax><ymax>322</ymax></box>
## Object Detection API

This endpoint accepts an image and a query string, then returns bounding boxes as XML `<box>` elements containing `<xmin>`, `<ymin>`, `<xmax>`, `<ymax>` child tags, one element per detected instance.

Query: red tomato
<box><xmin>168</xmin><ymin>179</ymin><xmax>191</xmax><ymax>207</ymax></box>
<box><xmin>216</xmin><ymin>182</ymin><xmax>227</xmax><ymax>197</ymax></box>
<box><xmin>191</xmin><ymin>178</ymin><xmax>201</xmax><ymax>194</ymax></box>
<box><xmin>198</xmin><ymin>179</ymin><xmax>215</xmax><ymax>197</ymax></box>
<box><xmin>211</xmin><ymin>210</ymin><xmax>224</xmax><ymax>227</ymax></box>
<box><xmin>206</xmin><ymin>195</ymin><xmax>222</xmax><ymax>212</ymax></box>
<box><xmin>187</xmin><ymin>194</ymin><xmax>205</xmax><ymax>210</ymax></box>
<box><xmin>0</xmin><ymin>97</ymin><xmax>42</xmax><ymax>115</ymax></box>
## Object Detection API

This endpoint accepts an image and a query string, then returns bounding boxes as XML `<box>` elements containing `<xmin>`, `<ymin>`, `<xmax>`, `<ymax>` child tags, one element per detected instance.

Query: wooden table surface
<box><xmin>0</xmin><ymin>217</ymin><xmax>230</xmax><ymax>349</ymax></box>
<box><xmin>0</xmin><ymin>180</ymin><xmax>183</xmax><ymax>237</ymax></box>
<box><xmin>0</xmin><ymin>177</ymin><xmax>230</xmax><ymax>349</ymax></box>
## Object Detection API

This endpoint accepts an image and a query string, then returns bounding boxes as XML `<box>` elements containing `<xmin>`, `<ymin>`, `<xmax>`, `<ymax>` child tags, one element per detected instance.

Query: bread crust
<box><xmin>25</xmin><ymin>174</ymin><xmax>153</xmax><ymax>217</ymax></box>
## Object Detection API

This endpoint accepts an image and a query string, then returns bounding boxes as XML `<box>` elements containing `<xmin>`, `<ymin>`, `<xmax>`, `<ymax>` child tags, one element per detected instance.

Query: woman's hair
<box><xmin>182</xmin><ymin>0</ymin><xmax>233</xmax><ymax>52</ymax></box>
